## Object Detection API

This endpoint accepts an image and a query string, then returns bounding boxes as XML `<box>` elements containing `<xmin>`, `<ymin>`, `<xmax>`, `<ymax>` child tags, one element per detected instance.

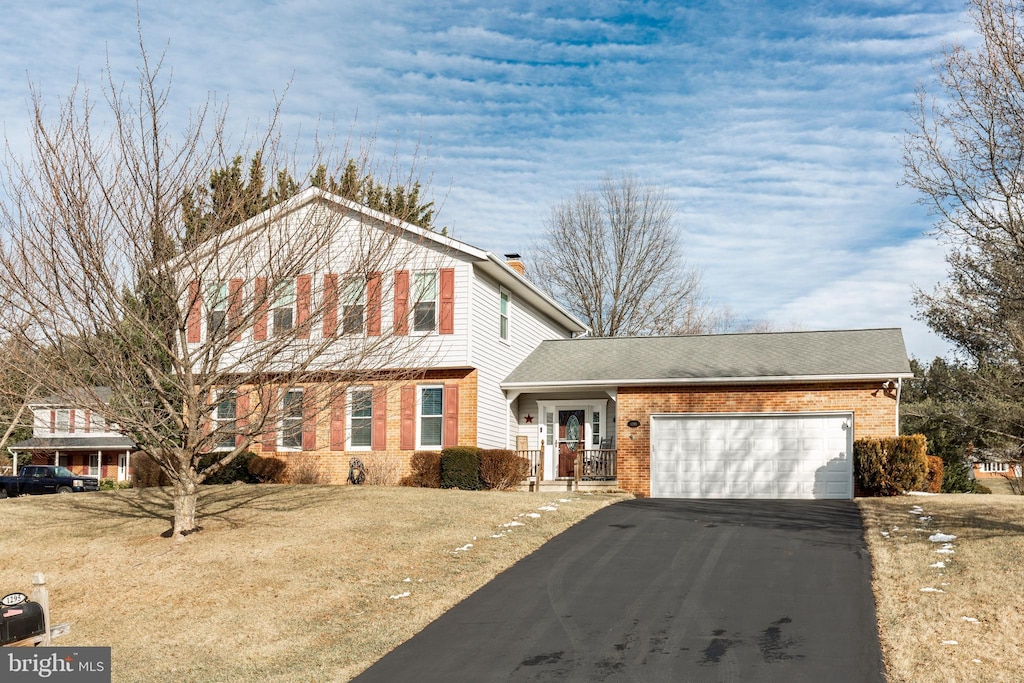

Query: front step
<box><xmin>519</xmin><ymin>479</ymin><xmax>620</xmax><ymax>493</ymax></box>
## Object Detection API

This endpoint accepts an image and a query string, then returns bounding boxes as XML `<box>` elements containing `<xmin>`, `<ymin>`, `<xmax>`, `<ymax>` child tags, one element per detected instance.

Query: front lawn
<box><xmin>0</xmin><ymin>485</ymin><xmax>627</xmax><ymax>681</ymax></box>
<box><xmin>859</xmin><ymin>494</ymin><xmax>1024</xmax><ymax>683</ymax></box>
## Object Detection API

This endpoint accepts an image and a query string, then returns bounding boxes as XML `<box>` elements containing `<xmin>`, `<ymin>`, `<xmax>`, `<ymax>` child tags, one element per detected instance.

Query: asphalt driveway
<box><xmin>354</xmin><ymin>499</ymin><xmax>885</xmax><ymax>682</ymax></box>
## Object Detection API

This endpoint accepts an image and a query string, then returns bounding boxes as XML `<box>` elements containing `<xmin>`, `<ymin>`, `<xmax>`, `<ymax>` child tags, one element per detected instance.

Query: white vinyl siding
<box><xmin>469</xmin><ymin>268</ymin><xmax>576</xmax><ymax>449</ymax></box>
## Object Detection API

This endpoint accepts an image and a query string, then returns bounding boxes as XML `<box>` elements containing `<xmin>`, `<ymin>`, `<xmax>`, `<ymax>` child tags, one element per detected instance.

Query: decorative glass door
<box><xmin>558</xmin><ymin>410</ymin><xmax>586</xmax><ymax>477</ymax></box>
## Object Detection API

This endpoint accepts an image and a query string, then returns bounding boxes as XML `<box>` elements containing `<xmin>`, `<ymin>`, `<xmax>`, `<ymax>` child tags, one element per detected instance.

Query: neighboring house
<box><xmin>971</xmin><ymin>460</ymin><xmax>1022</xmax><ymax>480</ymax></box>
<box><xmin>503</xmin><ymin>329</ymin><xmax>913</xmax><ymax>499</ymax></box>
<box><xmin>8</xmin><ymin>387</ymin><xmax>135</xmax><ymax>482</ymax></box>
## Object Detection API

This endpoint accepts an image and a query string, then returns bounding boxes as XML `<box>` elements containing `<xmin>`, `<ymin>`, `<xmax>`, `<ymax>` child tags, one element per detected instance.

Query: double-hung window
<box><xmin>419</xmin><ymin>386</ymin><xmax>443</xmax><ymax>447</ymax></box>
<box><xmin>214</xmin><ymin>391</ymin><xmax>237</xmax><ymax>450</ymax></box>
<box><xmin>273</xmin><ymin>280</ymin><xmax>295</xmax><ymax>335</ymax></box>
<box><xmin>349</xmin><ymin>388</ymin><xmax>373</xmax><ymax>448</ymax></box>
<box><xmin>499</xmin><ymin>288</ymin><xmax>510</xmax><ymax>342</ymax></box>
<box><xmin>342</xmin><ymin>279</ymin><xmax>366</xmax><ymax>335</ymax></box>
<box><xmin>55</xmin><ymin>409</ymin><xmax>70</xmax><ymax>434</ymax></box>
<box><xmin>207</xmin><ymin>282</ymin><xmax>228</xmax><ymax>336</ymax></box>
<box><xmin>413</xmin><ymin>271</ymin><xmax>438</xmax><ymax>332</ymax></box>
<box><xmin>982</xmin><ymin>462</ymin><xmax>1009</xmax><ymax>473</ymax></box>
<box><xmin>280</xmin><ymin>389</ymin><xmax>303</xmax><ymax>449</ymax></box>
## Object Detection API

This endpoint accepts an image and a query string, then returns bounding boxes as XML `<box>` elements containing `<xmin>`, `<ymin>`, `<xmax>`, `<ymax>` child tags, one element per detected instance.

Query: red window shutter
<box><xmin>202</xmin><ymin>392</ymin><xmax>214</xmax><ymax>438</ymax></box>
<box><xmin>302</xmin><ymin>386</ymin><xmax>317</xmax><ymax>450</ymax></box>
<box><xmin>228</xmin><ymin>278</ymin><xmax>243</xmax><ymax>342</ymax></box>
<box><xmin>439</xmin><ymin>268</ymin><xmax>455</xmax><ymax>334</ymax></box>
<box><xmin>372</xmin><ymin>387</ymin><xmax>387</xmax><ymax>451</ymax></box>
<box><xmin>254</xmin><ymin>278</ymin><xmax>268</xmax><ymax>341</ymax></box>
<box><xmin>394</xmin><ymin>270</ymin><xmax>409</xmax><ymax>335</ymax></box>
<box><xmin>367</xmin><ymin>272</ymin><xmax>382</xmax><ymax>337</ymax></box>
<box><xmin>261</xmin><ymin>388</ymin><xmax>277</xmax><ymax>453</ymax></box>
<box><xmin>187</xmin><ymin>279</ymin><xmax>202</xmax><ymax>343</ymax></box>
<box><xmin>323</xmin><ymin>273</ymin><xmax>338</xmax><ymax>338</ymax></box>
<box><xmin>400</xmin><ymin>385</ymin><xmax>416</xmax><ymax>450</ymax></box>
<box><xmin>443</xmin><ymin>384</ymin><xmax>459</xmax><ymax>447</ymax></box>
<box><xmin>83</xmin><ymin>409</ymin><xmax>91</xmax><ymax>434</ymax></box>
<box><xmin>235</xmin><ymin>392</ymin><xmax>250</xmax><ymax>448</ymax></box>
<box><xmin>296</xmin><ymin>274</ymin><xmax>312</xmax><ymax>339</ymax></box>
<box><xmin>49</xmin><ymin>410</ymin><xmax>55</xmax><ymax>434</ymax></box>
<box><xmin>68</xmin><ymin>409</ymin><xmax>76</xmax><ymax>434</ymax></box>
<box><xmin>330</xmin><ymin>390</ymin><xmax>346</xmax><ymax>451</ymax></box>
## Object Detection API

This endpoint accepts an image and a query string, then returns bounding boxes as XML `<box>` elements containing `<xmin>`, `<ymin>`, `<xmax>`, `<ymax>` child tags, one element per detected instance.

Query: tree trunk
<box><xmin>172</xmin><ymin>475</ymin><xmax>199</xmax><ymax>538</ymax></box>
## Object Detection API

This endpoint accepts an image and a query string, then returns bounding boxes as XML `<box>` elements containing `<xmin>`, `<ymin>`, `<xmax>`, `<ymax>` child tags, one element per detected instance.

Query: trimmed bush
<box><xmin>132</xmin><ymin>452</ymin><xmax>172</xmax><ymax>488</ymax></box>
<box><xmin>854</xmin><ymin>435</ymin><xmax>928</xmax><ymax>496</ymax></box>
<box><xmin>200</xmin><ymin>450</ymin><xmax>257</xmax><ymax>485</ymax></box>
<box><xmin>248</xmin><ymin>455</ymin><xmax>288</xmax><ymax>483</ymax></box>
<box><xmin>479</xmin><ymin>449</ymin><xmax>530</xmax><ymax>491</ymax></box>
<box><xmin>400</xmin><ymin>451</ymin><xmax>442</xmax><ymax>488</ymax></box>
<box><xmin>440</xmin><ymin>446</ymin><xmax>482</xmax><ymax>490</ymax></box>
<box><xmin>924</xmin><ymin>456</ymin><xmax>944</xmax><ymax>493</ymax></box>
<box><xmin>290</xmin><ymin>458</ymin><xmax>331</xmax><ymax>485</ymax></box>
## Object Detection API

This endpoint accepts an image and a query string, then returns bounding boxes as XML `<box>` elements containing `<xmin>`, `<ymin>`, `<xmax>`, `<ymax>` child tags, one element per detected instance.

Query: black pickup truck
<box><xmin>0</xmin><ymin>465</ymin><xmax>100</xmax><ymax>498</ymax></box>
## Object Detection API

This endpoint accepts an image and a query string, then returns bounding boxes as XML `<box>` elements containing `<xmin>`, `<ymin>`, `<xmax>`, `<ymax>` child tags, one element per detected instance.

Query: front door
<box><xmin>118</xmin><ymin>454</ymin><xmax>128</xmax><ymax>482</ymax></box>
<box><xmin>558</xmin><ymin>410</ymin><xmax>585</xmax><ymax>477</ymax></box>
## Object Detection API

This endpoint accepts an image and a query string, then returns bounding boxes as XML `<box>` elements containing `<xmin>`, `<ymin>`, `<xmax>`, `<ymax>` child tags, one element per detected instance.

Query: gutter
<box><xmin>501</xmin><ymin>372</ymin><xmax>916</xmax><ymax>391</ymax></box>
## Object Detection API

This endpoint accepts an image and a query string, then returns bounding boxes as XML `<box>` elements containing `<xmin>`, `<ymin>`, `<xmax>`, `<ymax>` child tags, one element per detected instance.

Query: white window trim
<box><xmin>55</xmin><ymin>409</ymin><xmax>70</xmax><ymax>434</ymax></box>
<box><xmin>347</xmin><ymin>386</ymin><xmax>374</xmax><ymax>451</ymax></box>
<box><xmin>499</xmin><ymin>286</ymin><xmax>511</xmax><ymax>344</ymax></box>
<box><xmin>417</xmin><ymin>384</ymin><xmax>444</xmax><ymax>450</ymax></box>
<box><xmin>535</xmin><ymin>400</ymin><xmax>609</xmax><ymax>479</ymax></box>
<box><xmin>411</xmin><ymin>270</ymin><xmax>439</xmax><ymax>335</ymax></box>
<box><xmin>88</xmin><ymin>453</ymin><xmax>100</xmax><ymax>478</ymax></box>
<box><xmin>981</xmin><ymin>462</ymin><xmax>1010</xmax><ymax>473</ymax></box>
<box><xmin>272</xmin><ymin>279</ymin><xmax>297</xmax><ymax>337</ymax></box>
<box><xmin>342</xmin><ymin>279</ymin><xmax>367</xmax><ymax>336</ymax></box>
<box><xmin>279</xmin><ymin>388</ymin><xmax>304</xmax><ymax>451</ymax></box>
<box><xmin>213</xmin><ymin>391</ymin><xmax>237</xmax><ymax>452</ymax></box>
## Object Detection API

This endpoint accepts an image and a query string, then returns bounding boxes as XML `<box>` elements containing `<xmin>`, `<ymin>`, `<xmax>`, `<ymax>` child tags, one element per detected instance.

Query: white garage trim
<box><xmin>650</xmin><ymin>412</ymin><xmax>854</xmax><ymax>500</ymax></box>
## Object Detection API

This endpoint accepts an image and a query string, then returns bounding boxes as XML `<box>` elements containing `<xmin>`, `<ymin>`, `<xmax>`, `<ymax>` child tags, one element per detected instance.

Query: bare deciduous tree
<box><xmin>531</xmin><ymin>172</ymin><xmax>720</xmax><ymax>337</ymax></box>
<box><xmin>0</xmin><ymin>47</ymin><xmax>437</xmax><ymax>536</ymax></box>
<box><xmin>902</xmin><ymin>0</ymin><xmax>1024</xmax><ymax>465</ymax></box>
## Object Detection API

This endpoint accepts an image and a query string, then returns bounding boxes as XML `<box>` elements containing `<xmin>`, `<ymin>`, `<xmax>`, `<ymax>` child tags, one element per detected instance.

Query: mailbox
<box><xmin>0</xmin><ymin>601</ymin><xmax>46</xmax><ymax>645</ymax></box>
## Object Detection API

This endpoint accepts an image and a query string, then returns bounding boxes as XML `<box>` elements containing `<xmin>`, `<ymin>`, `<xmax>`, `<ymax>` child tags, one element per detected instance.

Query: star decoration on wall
<box><xmin>524</xmin><ymin>414</ymin><xmax>534</xmax><ymax>424</ymax></box>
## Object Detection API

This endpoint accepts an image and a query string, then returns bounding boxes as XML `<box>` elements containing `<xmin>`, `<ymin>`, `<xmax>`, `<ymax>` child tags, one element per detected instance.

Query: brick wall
<box><xmin>254</xmin><ymin>368</ymin><xmax>478</xmax><ymax>484</ymax></box>
<box><xmin>615</xmin><ymin>381</ymin><xmax>899</xmax><ymax>497</ymax></box>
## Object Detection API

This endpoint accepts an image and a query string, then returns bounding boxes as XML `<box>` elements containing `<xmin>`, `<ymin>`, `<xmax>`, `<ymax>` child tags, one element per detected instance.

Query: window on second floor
<box><xmin>499</xmin><ymin>288</ymin><xmax>510</xmax><ymax>342</ymax></box>
<box><xmin>342</xmin><ymin>279</ymin><xmax>366</xmax><ymax>335</ymax></box>
<box><xmin>273</xmin><ymin>281</ymin><xmax>295</xmax><ymax>336</ymax></box>
<box><xmin>55</xmin><ymin>409</ymin><xmax>70</xmax><ymax>433</ymax></box>
<box><xmin>207</xmin><ymin>282</ymin><xmax>228</xmax><ymax>336</ymax></box>
<box><xmin>280</xmin><ymin>388</ymin><xmax>303</xmax><ymax>449</ymax></box>
<box><xmin>413</xmin><ymin>271</ymin><xmax>438</xmax><ymax>333</ymax></box>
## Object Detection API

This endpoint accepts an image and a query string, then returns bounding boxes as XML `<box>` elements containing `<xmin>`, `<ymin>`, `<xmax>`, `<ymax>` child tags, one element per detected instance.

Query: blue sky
<box><xmin>0</xmin><ymin>1</ymin><xmax>975</xmax><ymax>359</ymax></box>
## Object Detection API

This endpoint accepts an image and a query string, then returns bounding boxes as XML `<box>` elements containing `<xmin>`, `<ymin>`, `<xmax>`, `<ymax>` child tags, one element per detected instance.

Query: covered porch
<box><xmin>8</xmin><ymin>436</ymin><xmax>136</xmax><ymax>482</ymax></box>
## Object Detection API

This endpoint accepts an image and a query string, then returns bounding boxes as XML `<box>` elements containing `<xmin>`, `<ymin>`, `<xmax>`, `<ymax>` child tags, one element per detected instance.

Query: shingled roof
<box><xmin>502</xmin><ymin>328</ymin><xmax>912</xmax><ymax>388</ymax></box>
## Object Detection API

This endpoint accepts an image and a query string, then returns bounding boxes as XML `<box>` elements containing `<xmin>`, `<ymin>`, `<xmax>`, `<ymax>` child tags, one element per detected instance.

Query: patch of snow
<box><xmin>913</xmin><ymin>528</ymin><xmax>930</xmax><ymax>532</ymax></box>
<box><xmin>525</xmin><ymin>513</ymin><xmax>541</xmax><ymax>518</ymax></box>
<box><xmin>403</xmin><ymin>578</ymin><xmax>411</xmax><ymax>582</ymax></box>
<box><xmin>972</xmin><ymin>659</ymin><xmax>982</xmax><ymax>664</ymax></box>
<box><xmin>538</xmin><ymin>506</ymin><xmax>558</xmax><ymax>512</ymax></box>
<box><xmin>929</xmin><ymin>533</ymin><xmax>957</xmax><ymax>543</ymax></box>
<box><xmin>892</xmin><ymin>526</ymin><xmax>900</xmax><ymax>531</ymax></box>
<box><xmin>930</xmin><ymin>562</ymin><xmax>946</xmax><ymax>569</ymax></box>
<box><xmin>502</xmin><ymin>521</ymin><xmax>525</xmax><ymax>528</ymax></box>
<box><xmin>935</xmin><ymin>548</ymin><xmax>955</xmax><ymax>554</ymax></box>
<box><xmin>452</xmin><ymin>543</ymin><xmax>473</xmax><ymax>553</ymax></box>
<box><xmin>942</xmin><ymin>640</ymin><xmax>958</xmax><ymax>645</ymax></box>
<box><xmin>920</xmin><ymin>516</ymin><xmax>932</xmax><ymax>522</ymax></box>
<box><xmin>389</xmin><ymin>592</ymin><xmax>411</xmax><ymax>600</ymax></box>
<box><xmin>906</xmin><ymin>491</ymin><xmax>938</xmax><ymax>496</ymax></box>
<box><xmin>920</xmin><ymin>587</ymin><xmax>945</xmax><ymax>593</ymax></box>
<box><xmin>880</xmin><ymin>531</ymin><xmax>890</xmax><ymax>537</ymax></box>
<box><xmin>962</xmin><ymin>617</ymin><xmax>980</xmax><ymax>623</ymax></box>
<box><xmin>490</xmin><ymin>534</ymin><xmax>505</xmax><ymax>538</ymax></box>
<box><xmin>559</xmin><ymin>498</ymin><xmax>572</xmax><ymax>502</ymax></box>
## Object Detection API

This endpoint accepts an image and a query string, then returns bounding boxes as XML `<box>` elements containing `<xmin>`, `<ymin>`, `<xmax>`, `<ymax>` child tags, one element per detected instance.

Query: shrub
<box><xmin>401</xmin><ymin>451</ymin><xmax>442</xmax><ymax>488</ymax></box>
<box><xmin>99</xmin><ymin>479</ymin><xmax>132</xmax><ymax>491</ymax></box>
<box><xmin>132</xmin><ymin>452</ymin><xmax>172</xmax><ymax>488</ymax></box>
<box><xmin>924</xmin><ymin>456</ymin><xmax>944</xmax><ymax>493</ymax></box>
<box><xmin>440</xmin><ymin>446</ymin><xmax>482</xmax><ymax>490</ymax></box>
<box><xmin>200</xmin><ymin>451</ymin><xmax>257</xmax><ymax>485</ymax></box>
<box><xmin>363</xmin><ymin>455</ymin><xmax>403</xmax><ymax>486</ymax></box>
<box><xmin>974</xmin><ymin>482</ymin><xmax>992</xmax><ymax>494</ymax></box>
<box><xmin>479</xmin><ymin>449</ymin><xmax>530</xmax><ymax>490</ymax></box>
<box><xmin>248</xmin><ymin>455</ymin><xmax>288</xmax><ymax>483</ymax></box>
<box><xmin>290</xmin><ymin>458</ymin><xmax>331</xmax><ymax>485</ymax></box>
<box><xmin>941</xmin><ymin>457</ymin><xmax>977</xmax><ymax>493</ymax></box>
<box><xmin>854</xmin><ymin>435</ymin><xmax>928</xmax><ymax>496</ymax></box>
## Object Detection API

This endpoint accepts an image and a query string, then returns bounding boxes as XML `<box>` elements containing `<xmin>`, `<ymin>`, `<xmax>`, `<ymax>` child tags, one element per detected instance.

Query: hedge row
<box><xmin>400</xmin><ymin>447</ymin><xmax>530</xmax><ymax>491</ymax></box>
<box><xmin>854</xmin><ymin>435</ymin><xmax>928</xmax><ymax>496</ymax></box>
<box><xmin>132</xmin><ymin>450</ymin><xmax>288</xmax><ymax>488</ymax></box>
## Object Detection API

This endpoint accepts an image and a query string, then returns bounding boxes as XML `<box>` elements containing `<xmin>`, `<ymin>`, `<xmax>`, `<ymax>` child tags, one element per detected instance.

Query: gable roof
<box><xmin>502</xmin><ymin>328</ymin><xmax>913</xmax><ymax>389</ymax></box>
<box><xmin>30</xmin><ymin>387</ymin><xmax>113</xmax><ymax>407</ymax></box>
<box><xmin>193</xmin><ymin>187</ymin><xmax>588</xmax><ymax>334</ymax></box>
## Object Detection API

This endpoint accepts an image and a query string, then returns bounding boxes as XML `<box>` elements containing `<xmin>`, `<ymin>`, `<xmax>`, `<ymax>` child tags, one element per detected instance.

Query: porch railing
<box><xmin>515</xmin><ymin>449</ymin><xmax>617</xmax><ymax>483</ymax></box>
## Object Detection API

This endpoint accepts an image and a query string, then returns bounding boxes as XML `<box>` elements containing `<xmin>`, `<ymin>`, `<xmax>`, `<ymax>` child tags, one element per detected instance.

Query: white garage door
<box><xmin>650</xmin><ymin>413</ymin><xmax>853</xmax><ymax>499</ymax></box>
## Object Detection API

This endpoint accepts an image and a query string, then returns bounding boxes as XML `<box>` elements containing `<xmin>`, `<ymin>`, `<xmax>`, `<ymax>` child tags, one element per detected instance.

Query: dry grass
<box><xmin>859</xmin><ymin>494</ymin><xmax>1024</xmax><ymax>682</ymax></box>
<box><xmin>0</xmin><ymin>485</ymin><xmax>627</xmax><ymax>682</ymax></box>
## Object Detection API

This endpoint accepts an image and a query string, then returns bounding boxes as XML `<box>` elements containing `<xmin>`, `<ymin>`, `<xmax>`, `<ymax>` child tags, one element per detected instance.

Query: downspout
<box><xmin>895</xmin><ymin>377</ymin><xmax>902</xmax><ymax>437</ymax></box>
